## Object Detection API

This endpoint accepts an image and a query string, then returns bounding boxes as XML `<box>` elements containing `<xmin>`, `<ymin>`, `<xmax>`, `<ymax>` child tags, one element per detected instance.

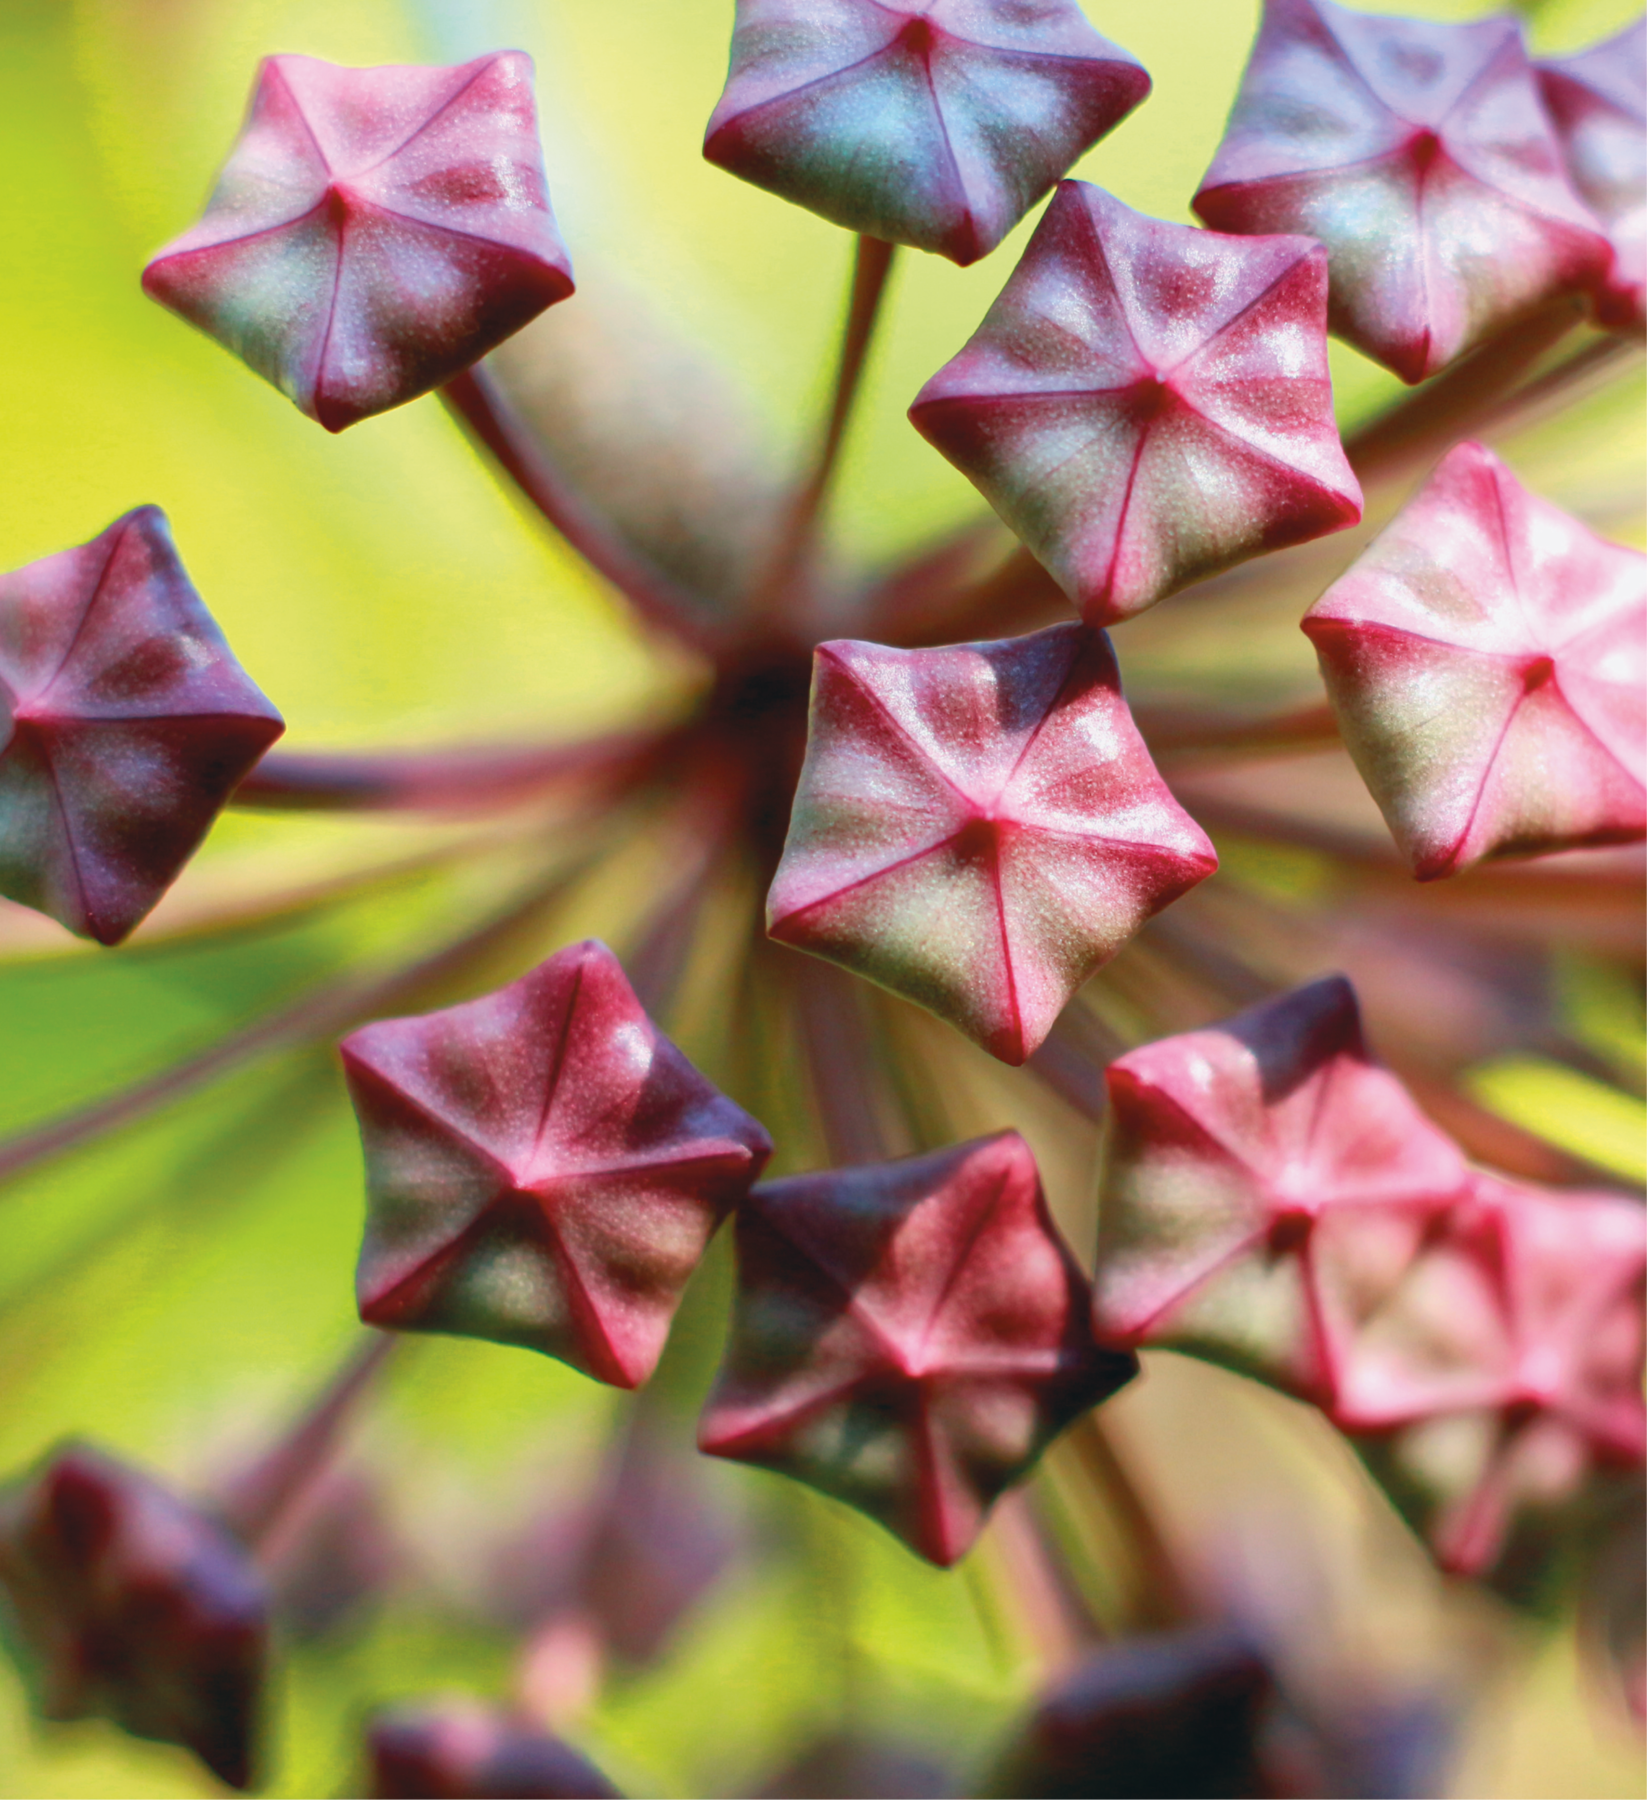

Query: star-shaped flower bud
<box><xmin>1302</xmin><ymin>441</ymin><xmax>1646</xmax><ymax>881</ymax></box>
<box><xmin>144</xmin><ymin>53</ymin><xmax>574</xmax><ymax>432</ymax></box>
<box><xmin>1538</xmin><ymin>18</ymin><xmax>1647</xmax><ymax>335</ymax></box>
<box><xmin>1091</xmin><ymin>976</ymin><xmax>1470</xmax><ymax>1405</ymax></box>
<box><xmin>1192</xmin><ymin>0</ymin><xmax>1612</xmax><ymax>383</ymax></box>
<box><xmin>699</xmin><ymin>1132</ymin><xmax>1136</xmax><ymax>1567</ymax></box>
<box><xmin>1331</xmin><ymin>1173</ymin><xmax>1645</xmax><ymax>1589</ymax></box>
<box><xmin>0</xmin><ymin>508</ymin><xmax>284</xmax><ymax>945</ymax></box>
<box><xmin>367</xmin><ymin>1702</ymin><xmax>621</xmax><ymax>1799</ymax></box>
<box><xmin>766</xmin><ymin>623</ymin><xmax>1217</xmax><ymax>1065</ymax></box>
<box><xmin>341</xmin><ymin>940</ymin><xmax>771</xmax><ymax>1389</ymax></box>
<box><xmin>0</xmin><ymin>1443</ymin><xmax>267</xmax><ymax>1790</ymax></box>
<box><xmin>909</xmin><ymin>183</ymin><xmax>1362</xmax><ymax>627</ymax></box>
<box><xmin>702</xmin><ymin>1</ymin><xmax>1149</xmax><ymax>265</ymax></box>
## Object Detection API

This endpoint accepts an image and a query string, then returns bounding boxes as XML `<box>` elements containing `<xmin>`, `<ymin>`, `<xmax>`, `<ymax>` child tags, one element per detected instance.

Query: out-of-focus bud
<box><xmin>910</xmin><ymin>184</ymin><xmax>1361</xmax><ymax>627</ymax></box>
<box><xmin>1303</xmin><ymin>440</ymin><xmax>1646</xmax><ymax>880</ymax></box>
<box><xmin>341</xmin><ymin>940</ymin><xmax>772</xmax><ymax>1388</ymax></box>
<box><xmin>766</xmin><ymin>624</ymin><xmax>1216</xmax><ymax>1064</ymax></box>
<box><xmin>0</xmin><ymin>1443</ymin><xmax>268</xmax><ymax>1790</ymax></box>
<box><xmin>700</xmin><ymin>1132</ymin><xmax>1135</xmax><ymax>1566</ymax></box>
<box><xmin>0</xmin><ymin>507</ymin><xmax>284</xmax><ymax>945</ymax></box>
<box><xmin>703</xmin><ymin>1</ymin><xmax>1149</xmax><ymax>265</ymax></box>
<box><xmin>1194</xmin><ymin>0</ymin><xmax>1611</xmax><ymax>382</ymax></box>
<box><xmin>144</xmin><ymin>53</ymin><xmax>574</xmax><ymax>431</ymax></box>
<box><xmin>366</xmin><ymin>1701</ymin><xmax>620</xmax><ymax>1799</ymax></box>
<box><xmin>1091</xmin><ymin>976</ymin><xmax>1469</xmax><ymax>1405</ymax></box>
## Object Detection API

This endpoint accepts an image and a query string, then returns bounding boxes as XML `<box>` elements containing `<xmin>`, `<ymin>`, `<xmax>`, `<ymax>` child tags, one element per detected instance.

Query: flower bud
<box><xmin>366</xmin><ymin>1701</ymin><xmax>620</xmax><ymax>1798</ymax></box>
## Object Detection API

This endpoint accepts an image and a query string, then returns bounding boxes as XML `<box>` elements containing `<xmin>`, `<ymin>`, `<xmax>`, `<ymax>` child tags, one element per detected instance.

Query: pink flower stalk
<box><xmin>1303</xmin><ymin>440</ymin><xmax>1646</xmax><ymax>881</ymax></box>
<box><xmin>0</xmin><ymin>506</ymin><xmax>284</xmax><ymax>945</ymax></box>
<box><xmin>1331</xmin><ymin>1172</ymin><xmax>1646</xmax><ymax>1585</ymax></box>
<box><xmin>702</xmin><ymin>0</ymin><xmax>1150</xmax><ymax>264</ymax></box>
<box><xmin>1538</xmin><ymin>18</ymin><xmax>1647</xmax><ymax>335</ymax></box>
<box><xmin>699</xmin><ymin>1132</ymin><xmax>1134</xmax><ymax>1566</ymax></box>
<box><xmin>910</xmin><ymin>183</ymin><xmax>1362</xmax><ymax>627</ymax></box>
<box><xmin>0</xmin><ymin>1444</ymin><xmax>268</xmax><ymax>1790</ymax></box>
<box><xmin>1192</xmin><ymin>0</ymin><xmax>1612</xmax><ymax>383</ymax></box>
<box><xmin>1090</xmin><ymin>977</ymin><xmax>1470</xmax><ymax>1405</ymax></box>
<box><xmin>366</xmin><ymin>1701</ymin><xmax>620</xmax><ymax>1799</ymax></box>
<box><xmin>143</xmin><ymin>53</ymin><xmax>574</xmax><ymax>431</ymax></box>
<box><xmin>340</xmin><ymin>940</ymin><xmax>772</xmax><ymax>1388</ymax></box>
<box><xmin>766</xmin><ymin>623</ymin><xmax>1216</xmax><ymax>1063</ymax></box>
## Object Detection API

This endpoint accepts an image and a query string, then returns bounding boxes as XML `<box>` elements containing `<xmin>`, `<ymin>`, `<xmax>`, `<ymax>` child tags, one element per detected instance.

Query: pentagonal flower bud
<box><xmin>1302</xmin><ymin>441</ymin><xmax>1646</xmax><ymax>880</ymax></box>
<box><xmin>0</xmin><ymin>508</ymin><xmax>284</xmax><ymax>945</ymax></box>
<box><xmin>367</xmin><ymin>1702</ymin><xmax>621</xmax><ymax>1799</ymax></box>
<box><xmin>910</xmin><ymin>184</ymin><xmax>1361</xmax><ymax>627</ymax></box>
<box><xmin>702</xmin><ymin>1</ymin><xmax>1150</xmax><ymax>265</ymax></box>
<box><xmin>1193</xmin><ymin>0</ymin><xmax>1611</xmax><ymax>383</ymax></box>
<box><xmin>1538</xmin><ymin>19</ymin><xmax>1647</xmax><ymax>335</ymax></box>
<box><xmin>699</xmin><ymin>1132</ymin><xmax>1136</xmax><ymax>1566</ymax></box>
<box><xmin>341</xmin><ymin>940</ymin><xmax>771</xmax><ymax>1389</ymax></box>
<box><xmin>766</xmin><ymin>624</ymin><xmax>1216</xmax><ymax>1065</ymax></box>
<box><xmin>1091</xmin><ymin>977</ymin><xmax>1470</xmax><ymax>1405</ymax></box>
<box><xmin>144</xmin><ymin>53</ymin><xmax>574</xmax><ymax>432</ymax></box>
<box><xmin>0</xmin><ymin>1443</ymin><xmax>268</xmax><ymax>1790</ymax></box>
<box><xmin>1331</xmin><ymin>1173</ymin><xmax>1645</xmax><ymax>1591</ymax></box>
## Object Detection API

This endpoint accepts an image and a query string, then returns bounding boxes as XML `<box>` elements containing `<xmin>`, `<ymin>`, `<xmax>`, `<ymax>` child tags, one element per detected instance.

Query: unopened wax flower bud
<box><xmin>699</xmin><ymin>1131</ymin><xmax>1136</xmax><ymax>1567</ymax></box>
<box><xmin>910</xmin><ymin>184</ymin><xmax>1361</xmax><ymax>628</ymax></box>
<box><xmin>703</xmin><ymin>1</ymin><xmax>1149</xmax><ymax>265</ymax></box>
<box><xmin>0</xmin><ymin>1443</ymin><xmax>268</xmax><ymax>1790</ymax></box>
<box><xmin>0</xmin><ymin>507</ymin><xmax>284</xmax><ymax>945</ymax></box>
<box><xmin>144</xmin><ymin>53</ymin><xmax>574</xmax><ymax>431</ymax></box>
<box><xmin>341</xmin><ymin>940</ymin><xmax>772</xmax><ymax>1389</ymax></box>
<box><xmin>366</xmin><ymin>1700</ymin><xmax>620</xmax><ymax>1799</ymax></box>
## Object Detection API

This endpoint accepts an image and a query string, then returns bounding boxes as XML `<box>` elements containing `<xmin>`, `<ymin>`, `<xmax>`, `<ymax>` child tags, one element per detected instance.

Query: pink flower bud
<box><xmin>0</xmin><ymin>508</ymin><xmax>284</xmax><ymax>945</ymax></box>
<box><xmin>340</xmin><ymin>940</ymin><xmax>772</xmax><ymax>1388</ymax></box>
<box><xmin>699</xmin><ymin>1131</ymin><xmax>1136</xmax><ymax>1567</ymax></box>
<box><xmin>0</xmin><ymin>1444</ymin><xmax>268</xmax><ymax>1790</ymax></box>
<box><xmin>1538</xmin><ymin>18</ymin><xmax>1647</xmax><ymax>335</ymax></box>
<box><xmin>1091</xmin><ymin>976</ymin><xmax>1469</xmax><ymax>1405</ymax></box>
<box><xmin>366</xmin><ymin>1701</ymin><xmax>620</xmax><ymax>1798</ymax></box>
<box><xmin>766</xmin><ymin>624</ymin><xmax>1217</xmax><ymax>1065</ymax></box>
<box><xmin>702</xmin><ymin>1</ymin><xmax>1149</xmax><ymax>265</ymax></box>
<box><xmin>910</xmin><ymin>184</ymin><xmax>1361</xmax><ymax>627</ymax></box>
<box><xmin>1330</xmin><ymin>1172</ymin><xmax>1645</xmax><ymax>1589</ymax></box>
<box><xmin>144</xmin><ymin>53</ymin><xmax>574</xmax><ymax>431</ymax></box>
<box><xmin>1193</xmin><ymin>0</ymin><xmax>1612</xmax><ymax>383</ymax></box>
<box><xmin>1302</xmin><ymin>440</ymin><xmax>1646</xmax><ymax>881</ymax></box>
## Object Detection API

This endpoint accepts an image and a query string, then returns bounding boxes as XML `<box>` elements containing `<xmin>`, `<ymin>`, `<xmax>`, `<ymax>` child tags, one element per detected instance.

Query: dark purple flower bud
<box><xmin>702</xmin><ymin>1</ymin><xmax>1149</xmax><ymax>265</ymax></box>
<box><xmin>1091</xmin><ymin>976</ymin><xmax>1469</xmax><ymax>1406</ymax></box>
<box><xmin>341</xmin><ymin>940</ymin><xmax>772</xmax><ymax>1388</ymax></box>
<box><xmin>1193</xmin><ymin>0</ymin><xmax>1612</xmax><ymax>382</ymax></box>
<box><xmin>0</xmin><ymin>507</ymin><xmax>284</xmax><ymax>945</ymax></box>
<box><xmin>699</xmin><ymin>1131</ymin><xmax>1136</xmax><ymax>1567</ymax></box>
<box><xmin>766</xmin><ymin>623</ymin><xmax>1216</xmax><ymax>1065</ymax></box>
<box><xmin>0</xmin><ymin>1443</ymin><xmax>267</xmax><ymax>1790</ymax></box>
<box><xmin>1302</xmin><ymin>440</ymin><xmax>1646</xmax><ymax>880</ymax></box>
<box><xmin>144</xmin><ymin>53</ymin><xmax>574</xmax><ymax>431</ymax></box>
<box><xmin>910</xmin><ymin>183</ymin><xmax>1361</xmax><ymax>627</ymax></box>
<box><xmin>366</xmin><ymin>1701</ymin><xmax>620</xmax><ymax>1799</ymax></box>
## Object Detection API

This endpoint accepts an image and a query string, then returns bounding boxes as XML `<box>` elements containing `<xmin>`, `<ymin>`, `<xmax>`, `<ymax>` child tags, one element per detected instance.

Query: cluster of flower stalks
<box><xmin>0</xmin><ymin>1</ymin><xmax>1642</xmax><ymax>1795</ymax></box>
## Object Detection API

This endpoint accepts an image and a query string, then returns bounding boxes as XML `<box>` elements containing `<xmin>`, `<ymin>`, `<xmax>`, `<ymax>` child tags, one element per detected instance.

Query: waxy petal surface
<box><xmin>0</xmin><ymin>509</ymin><xmax>284</xmax><ymax>945</ymax></box>
<box><xmin>1303</xmin><ymin>441</ymin><xmax>1647</xmax><ymax>880</ymax></box>
<box><xmin>700</xmin><ymin>1132</ymin><xmax>1134</xmax><ymax>1565</ymax></box>
<box><xmin>766</xmin><ymin>622</ymin><xmax>1217</xmax><ymax>1064</ymax></box>
<box><xmin>703</xmin><ymin>0</ymin><xmax>1149</xmax><ymax>264</ymax></box>
<box><xmin>1193</xmin><ymin>0</ymin><xmax>1611</xmax><ymax>382</ymax></box>
<box><xmin>910</xmin><ymin>183</ymin><xmax>1361</xmax><ymax>626</ymax></box>
<box><xmin>341</xmin><ymin>940</ymin><xmax>771</xmax><ymax>1388</ymax></box>
<box><xmin>0</xmin><ymin>1444</ymin><xmax>267</xmax><ymax>1789</ymax></box>
<box><xmin>1332</xmin><ymin>1173</ymin><xmax>1646</xmax><ymax>1585</ymax></box>
<box><xmin>144</xmin><ymin>53</ymin><xmax>574</xmax><ymax>430</ymax></box>
<box><xmin>1091</xmin><ymin>977</ymin><xmax>1469</xmax><ymax>1403</ymax></box>
<box><xmin>368</xmin><ymin>1702</ymin><xmax>621</xmax><ymax>1799</ymax></box>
